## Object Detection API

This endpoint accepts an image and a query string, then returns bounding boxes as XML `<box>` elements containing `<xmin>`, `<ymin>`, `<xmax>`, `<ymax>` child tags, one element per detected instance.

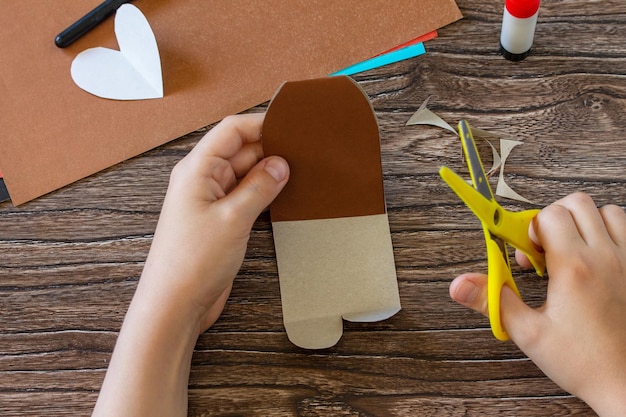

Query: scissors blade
<box><xmin>439</xmin><ymin>166</ymin><xmax>498</xmax><ymax>229</ymax></box>
<box><xmin>458</xmin><ymin>120</ymin><xmax>494</xmax><ymax>202</ymax></box>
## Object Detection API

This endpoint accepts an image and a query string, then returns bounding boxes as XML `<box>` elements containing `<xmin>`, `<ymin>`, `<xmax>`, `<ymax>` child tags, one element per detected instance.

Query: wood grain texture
<box><xmin>2</xmin><ymin>0</ymin><xmax>625</xmax><ymax>415</ymax></box>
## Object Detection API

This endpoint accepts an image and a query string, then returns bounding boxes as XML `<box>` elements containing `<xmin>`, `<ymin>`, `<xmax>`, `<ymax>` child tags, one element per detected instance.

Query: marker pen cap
<box><xmin>500</xmin><ymin>0</ymin><xmax>540</xmax><ymax>61</ymax></box>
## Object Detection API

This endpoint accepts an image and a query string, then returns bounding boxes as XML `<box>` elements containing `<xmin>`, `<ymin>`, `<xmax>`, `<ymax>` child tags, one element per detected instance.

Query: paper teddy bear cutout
<box><xmin>263</xmin><ymin>76</ymin><xmax>401</xmax><ymax>349</ymax></box>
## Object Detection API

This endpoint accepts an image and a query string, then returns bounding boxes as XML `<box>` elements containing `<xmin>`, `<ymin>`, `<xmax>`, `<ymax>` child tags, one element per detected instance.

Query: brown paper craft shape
<box><xmin>0</xmin><ymin>0</ymin><xmax>462</xmax><ymax>205</ymax></box>
<box><xmin>263</xmin><ymin>76</ymin><xmax>401</xmax><ymax>349</ymax></box>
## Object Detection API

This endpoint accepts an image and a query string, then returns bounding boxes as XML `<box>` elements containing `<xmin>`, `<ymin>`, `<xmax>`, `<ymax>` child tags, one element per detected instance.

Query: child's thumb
<box><xmin>451</xmin><ymin>274</ymin><xmax>544</xmax><ymax>349</ymax></box>
<box><xmin>500</xmin><ymin>285</ymin><xmax>544</xmax><ymax>350</ymax></box>
<box><xmin>225</xmin><ymin>156</ymin><xmax>289</xmax><ymax>227</ymax></box>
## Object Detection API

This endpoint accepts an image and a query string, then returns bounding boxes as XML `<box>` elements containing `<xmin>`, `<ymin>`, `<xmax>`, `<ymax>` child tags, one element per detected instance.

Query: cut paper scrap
<box><xmin>263</xmin><ymin>76</ymin><xmax>401</xmax><ymax>349</ymax></box>
<box><xmin>332</xmin><ymin>31</ymin><xmax>437</xmax><ymax>76</ymax></box>
<box><xmin>471</xmin><ymin>130</ymin><xmax>531</xmax><ymax>203</ymax></box>
<box><xmin>496</xmin><ymin>139</ymin><xmax>533</xmax><ymax>204</ymax></box>
<box><xmin>470</xmin><ymin>127</ymin><xmax>502</xmax><ymax>176</ymax></box>
<box><xmin>70</xmin><ymin>4</ymin><xmax>163</xmax><ymax>100</ymax></box>
<box><xmin>405</xmin><ymin>96</ymin><xmax>457</xmax><ymax>135</ymax></box>
<box><xmin>405</xmin><ymin>98</ymin><xmax>533</xmax><ymax>203</ymax></box>
<box><xmin>0</xmin><ymin>0</ymin><xmax>462</xmax><ymax>205</ymax></box>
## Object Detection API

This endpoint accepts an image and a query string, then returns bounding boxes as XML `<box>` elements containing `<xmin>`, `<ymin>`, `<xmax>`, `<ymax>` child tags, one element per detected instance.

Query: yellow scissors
<box><xmin>439</xmin><ymin>120</ymin><xmax>546</xmax><ymax>341</ymax></box>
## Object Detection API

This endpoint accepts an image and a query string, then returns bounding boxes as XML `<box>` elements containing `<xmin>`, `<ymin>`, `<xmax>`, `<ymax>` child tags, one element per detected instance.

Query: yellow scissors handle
<box><xmin>483</xmin><ymin>227</ymin><xmax>521</xmax><ymax>341</ymax></box>
<box><xmin>488</xmin><ymin>207</ymin><xmax>545</xmax><ymax>276</ymax></box>
<box><xmin>439</xmin><ymin>166</ymin><xmax>546</xmax><ymax>276</ymax></box>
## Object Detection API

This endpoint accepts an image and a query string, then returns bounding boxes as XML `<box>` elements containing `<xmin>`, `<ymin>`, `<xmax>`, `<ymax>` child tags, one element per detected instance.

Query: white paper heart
<box><xmin>70</xmin><ymin>4</ymin><xmax>163</xmax><ymax>100</ymax></box>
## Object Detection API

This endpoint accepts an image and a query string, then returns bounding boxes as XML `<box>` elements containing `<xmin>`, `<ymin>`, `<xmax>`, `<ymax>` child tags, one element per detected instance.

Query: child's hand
<box><xmin>450</xmin><ymin>192</ymin><xmax>626</xmax><ymax>415</ymax></box>
<box><xmin>92</xmin><ymin>113</ymin><xmax>289</xmax><ymax>417</ymax></box>
<box><xmin>138</xmin><ymin>113</ymin><xmax>290</xmax><ymax>335</ymax></box>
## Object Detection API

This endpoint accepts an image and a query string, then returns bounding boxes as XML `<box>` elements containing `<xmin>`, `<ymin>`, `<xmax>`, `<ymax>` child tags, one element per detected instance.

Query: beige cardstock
<box><xmin>273</xmin><ymin>215</ymin><xmax>400</xmax><ymax>349</ymax></box>
<box><xmin>263</xmin><ymin>76</ymin><xmax>401</xmax><ymax>349</ymax></box>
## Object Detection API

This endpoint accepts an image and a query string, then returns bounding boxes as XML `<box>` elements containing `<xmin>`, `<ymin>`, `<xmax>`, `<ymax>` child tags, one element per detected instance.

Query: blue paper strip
<box><xmin>331</xmin><ymin>42</ymin><xmax>426</xmax><ymax>76</ymax></box>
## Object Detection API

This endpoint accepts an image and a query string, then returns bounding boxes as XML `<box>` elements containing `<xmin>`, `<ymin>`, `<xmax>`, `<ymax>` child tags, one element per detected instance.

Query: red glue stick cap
<box><xmin>505</xmin><ymin>0</ymin><xmax>540</xmax><ymax>19</ymax></box>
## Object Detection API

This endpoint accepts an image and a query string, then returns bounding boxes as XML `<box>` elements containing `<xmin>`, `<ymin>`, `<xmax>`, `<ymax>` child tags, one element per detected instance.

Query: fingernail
<box><xmin>264</xmin><ymin>157</ymin><xmax>288</xmax><ymax>182</ymax></box>
<box><xmin>529</xmin><ymin>218</ymin><xmax>544</xmax><ymax>253</ymax></box>
<box><xmin>455</xmin><ymin>280</ymin><xmax>479</xmax><ymax>304</ymax></box>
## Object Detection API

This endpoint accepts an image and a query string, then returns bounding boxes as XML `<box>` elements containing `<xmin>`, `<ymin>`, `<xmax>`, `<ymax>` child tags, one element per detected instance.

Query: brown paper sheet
<box><xmin>263</xmin><ymin>77</ymin><xmax>400</xmax><ymax>349</ymax></box>
<box><xmin>0</xmin><ymin>0</ymin><xmax>461</xmax><ymax>205</ymax></box>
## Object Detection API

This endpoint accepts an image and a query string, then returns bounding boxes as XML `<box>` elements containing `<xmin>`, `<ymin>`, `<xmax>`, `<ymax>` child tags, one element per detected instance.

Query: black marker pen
<box><xmin>55</xmin><ymin>0</ymin><xmax>133</xmax><ymax>48</ymax></box>
<box><xmin>499</xmin><ymin>0</ymin><xmax>540</xmax><ymax>61</ymax></box>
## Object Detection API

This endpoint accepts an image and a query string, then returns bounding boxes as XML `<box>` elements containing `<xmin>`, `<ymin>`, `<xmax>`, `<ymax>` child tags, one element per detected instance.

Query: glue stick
<box><xmin>499</xmin><ymin>0</ymin><xmax>540</xmax><ymax>61</ymax></box>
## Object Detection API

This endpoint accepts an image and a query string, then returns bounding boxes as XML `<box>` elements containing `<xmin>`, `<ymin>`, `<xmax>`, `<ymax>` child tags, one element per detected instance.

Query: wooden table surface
<box><xmin>2</xmin><ymin>0</ymin><xmax>625</xmax><ymax>415</ymax></box>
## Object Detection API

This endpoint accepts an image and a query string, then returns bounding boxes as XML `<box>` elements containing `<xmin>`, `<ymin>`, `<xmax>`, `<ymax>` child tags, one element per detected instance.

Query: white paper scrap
<box><xmin>470</xmin><ymin>127</ymin><xmax>502</xmax><ymax>176</ymax></box>
<box><xmin>406</xmin><ymin>96</ymin><xmax>457</xmax><ymax>135</ymax></box>
<box><xmin>496</xmin><ymin>139</ymin><xmax>532</xmax><ymax>204</ymax></box>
